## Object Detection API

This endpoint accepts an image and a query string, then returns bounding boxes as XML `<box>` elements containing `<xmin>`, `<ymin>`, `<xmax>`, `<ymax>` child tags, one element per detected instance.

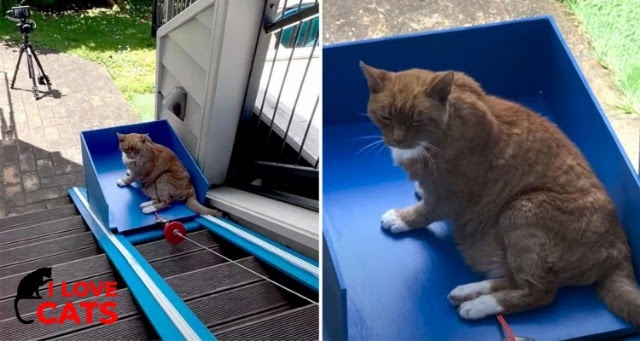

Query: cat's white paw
<box><xmin>142</xmin><ymin>206</ymin><xmax>158</xmax><ymax>214</ymax></box>
<box><xmin>381</xmin><ymin>209</ymin><xmax>410</xmax><ymax>233</ymax></box>
<box><xmin>116</xmin><ymin>178</ymin><xmax>126</xmax><ymax>187</ymax></box>
<box><xmin>139</xmin><ymin>200</ymin><xmax>155</xmax><ymax>209</ymax></box>
<box><xmin>126</xmin><ymin>169</ymin><xmax>132</xmax><ymax>176</ymax></box>
<box><xmin>448</xmin><ymin>280</ymin><xmax>494</xmax><ymax>306</ymax></box>
<box><xmin>458</xmin><ymin>295</ymin><xmax>504</xmax><ymax>320</ymax></box>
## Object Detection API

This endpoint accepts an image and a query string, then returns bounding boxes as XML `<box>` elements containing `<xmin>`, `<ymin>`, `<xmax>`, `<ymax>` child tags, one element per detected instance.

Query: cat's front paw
<box><xmin>381</xmin><ymin>209</ymin><xmax>410</xmax><ymax>233</ymax></box>
<box><xmin>458</xmin><ymin>295</ymin><xmax>504</xmax><ymax>320</ymax></box>
<box><xmin>142</xmin><ymin>206</ymin><xmax>157</xmax><ymax>214</ymax></box>
<box><xmin>126</xmin><ymin>169</ymin><xmax>132</xmax><ymax>176</ymax></box>
<box><xmin>116</xmin><ymin>178</ymin><xmax>127</xmax><ymax>187</ymax></box>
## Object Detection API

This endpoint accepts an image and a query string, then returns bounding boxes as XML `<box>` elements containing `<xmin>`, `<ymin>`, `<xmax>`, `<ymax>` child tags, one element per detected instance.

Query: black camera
<box><xmin>5</xmin><ymin>5</ymin><xmax>35</xmax><ymax>34</ymax></box>
<box><xmin>6</xmin><ymin>5</ymin><xmax>31</xmax><ymax>19</ymax></box>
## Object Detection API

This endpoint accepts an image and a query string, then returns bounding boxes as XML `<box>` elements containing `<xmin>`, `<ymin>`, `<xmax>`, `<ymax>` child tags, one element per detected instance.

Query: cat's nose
<box><xmin>392</xmin><ymin>131</ymin><xmax>406</xmax><ymax>144</ymax></box>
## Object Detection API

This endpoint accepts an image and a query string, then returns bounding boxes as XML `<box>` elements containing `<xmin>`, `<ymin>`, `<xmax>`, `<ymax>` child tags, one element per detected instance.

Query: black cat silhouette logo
<box><xmin>14</xmin><ymin>267</ymin><xmax>53</xmax><ymax>324</ymax></box>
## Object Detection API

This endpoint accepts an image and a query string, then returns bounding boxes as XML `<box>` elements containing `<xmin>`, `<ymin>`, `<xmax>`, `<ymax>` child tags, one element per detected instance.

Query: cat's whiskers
<box><xmin>355</xmin><ymin>139</ymin><xmax>384</xmax><ymax>157</ymax></box>
<box><xmin>374</xmin><ymin>142</ymin><xmax>388</xmax><ymax>159</ymax></box>
<box><xmin>352</xmin><ymin>135</ymin><xmax>383</xmax><ymax>141</ymax></box>
<box><xmin>418</xmin><ymin>145</ymin><xmax>437</xmax><ymax>173</ymax></box>
<box><xmin>424</xmin><ymin>143</ymin><xmax>449</xmax><ymax>159</ymax></box>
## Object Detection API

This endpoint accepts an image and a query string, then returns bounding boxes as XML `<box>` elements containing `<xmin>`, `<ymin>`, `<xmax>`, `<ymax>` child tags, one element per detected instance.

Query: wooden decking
<box><xmin>0</xmin><ymin>202</ymin><xmax>318</xmax><ymax>340</ymax></box>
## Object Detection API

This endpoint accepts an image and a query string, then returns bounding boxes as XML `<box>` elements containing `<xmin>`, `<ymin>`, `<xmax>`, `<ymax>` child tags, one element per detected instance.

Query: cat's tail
<box><xmin>14</xmin><ymin>297</ymin><xmax>34</xmax><ymax>324</ymax></box>
<box><xmin>186</xmin><ymin>196</ymin><xmax>223</xmax><ymax>217</ymax></box>
<box><xmin>596</xmin><ymin>265</ymin><xmax>640</xmax><ymax>328</ymax></box>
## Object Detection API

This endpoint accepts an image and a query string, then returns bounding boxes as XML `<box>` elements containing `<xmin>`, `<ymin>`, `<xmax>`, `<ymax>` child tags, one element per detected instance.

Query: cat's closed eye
<box><xmin>411</xmin><ymin>117</ymin><xmax>437</xmax><ymax>125</ymax></box>
<box><xmin>377</xmin><ymin>114</ymin><xmax>392</xmax><ymax>123</ymax></box>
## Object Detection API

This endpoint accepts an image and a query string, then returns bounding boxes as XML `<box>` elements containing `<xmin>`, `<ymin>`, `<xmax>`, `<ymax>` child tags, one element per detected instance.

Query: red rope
<box><xmin>496</xmin><ymin>314</ymin><xmax>516</xmax><ymax>341</ymax></box>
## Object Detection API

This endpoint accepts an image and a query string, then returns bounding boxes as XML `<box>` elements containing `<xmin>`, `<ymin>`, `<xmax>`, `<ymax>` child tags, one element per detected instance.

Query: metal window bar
<box><xmin>153</xmin><ymin>0</ymin><xmax>198</xmax><ymax>34</ymax></box>
<box><xmin>226</xmin><ymin>0</ymin><xmax>319</xmax><ymax>210</ymax></box>
<box><xmin>280</xmin><ymin>29</ymin><xmax>318</xmax><ymax>158</ymax></box>
<box><xmin>254</xmin><ymin>0</ymin><xmax>320</xmax><ymax>169</ymax></box>
<box><xmin>264</xmin><ymin>0</ymin><xmax>306</xmax><ymax>144</ymax></box>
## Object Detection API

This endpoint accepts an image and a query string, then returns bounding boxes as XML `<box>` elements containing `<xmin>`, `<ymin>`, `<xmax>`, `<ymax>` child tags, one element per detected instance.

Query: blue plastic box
<box><xmin>81</xmin><ymin>120</ymin><xmax>209</xmax><ymax>233</ymax></box>
<box><xmin>322</xmin><ymin>16</ymin><xmax>640</xmax><ymax>340</ymax></box>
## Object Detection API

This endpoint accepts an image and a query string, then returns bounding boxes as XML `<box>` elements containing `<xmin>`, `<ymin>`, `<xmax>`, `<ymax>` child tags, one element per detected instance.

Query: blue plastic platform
<box><xmin>322</xmin><ymin>17</ymin><xmax>640</xmax><ymax>341</ymax></box>
<box><xmin>81</xmin><ymin>120</ymin><xmax>209</xmax><ymax>232</ymax></box>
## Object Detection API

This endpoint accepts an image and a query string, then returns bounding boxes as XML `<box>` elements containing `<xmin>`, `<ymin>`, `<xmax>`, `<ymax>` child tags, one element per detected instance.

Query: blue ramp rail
<box><xmin>70</xmin><ymin>187</ymin><xmax>215</xmax><ymax>341</ymax></box>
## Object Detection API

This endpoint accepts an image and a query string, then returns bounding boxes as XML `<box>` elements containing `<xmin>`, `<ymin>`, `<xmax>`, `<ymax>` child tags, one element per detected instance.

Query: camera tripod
<box><xmin>10</xmin><ymin>32</ymin><xmax>51</xmax><ymax>98</ymax></box>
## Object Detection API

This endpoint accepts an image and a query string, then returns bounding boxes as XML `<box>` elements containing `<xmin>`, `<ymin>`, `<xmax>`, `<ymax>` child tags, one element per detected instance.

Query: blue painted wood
<box><xmin>196</xmin><ymin>216</ymin><xmax>319</xmax><ymax>292</ymax></box>
<box><xmin>82</xmin><ymin>135</ymin><xmax>110</xmax><ymax>232</ymax></box>
<box><xmin>322</xmin><ymin>16</ymin><xmax>640</xmax><ymax>340</ymax></box>
<box><xmin>80</xmin><ymin>120</ymin><xmax>209</xmax><ymax>232</ymax></box>
<box><xmin>322</xmin><ymin>233</ymin><xmax>348</xmax><ymax>341</ymax></box>
<box><xmin>69</xmin><ymin>187</ymin><xmax>215</xmax><ymax>340</ymax></box>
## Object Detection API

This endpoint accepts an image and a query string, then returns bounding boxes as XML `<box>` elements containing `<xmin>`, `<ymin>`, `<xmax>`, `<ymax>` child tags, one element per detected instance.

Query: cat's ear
<box><xmin>427</xmin><ymin>72</ymin><xmax>454</xmax><ymax>105</ymax></box>
<box><xmin>116</xmin><ymin>133</ymin><xmax>125</xmax><ymax>142</ymax></box>
<box><xmin>140</xmin><ymin>134</ymin><xmax>150</xmax><ymax>144</ymax></box>
<box><xmin>360</xmin><ymin>61</ymin><xmax>390</xmax><ymax>94</ymax></box>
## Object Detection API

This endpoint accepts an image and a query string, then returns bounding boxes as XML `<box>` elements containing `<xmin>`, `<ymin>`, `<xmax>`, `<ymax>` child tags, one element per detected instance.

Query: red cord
<box><xmin>497</xmin><ymin>314</ymin><xmax>516</xmax><ymax>341</ymax></box>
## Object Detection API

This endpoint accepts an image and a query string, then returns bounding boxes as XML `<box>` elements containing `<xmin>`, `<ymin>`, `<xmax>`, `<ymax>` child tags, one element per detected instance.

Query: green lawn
<box><xmin>562</xmin><ymin>0</ymin><xmax>640</xmax><ymax>115</ymax></box>
<box><xmin>0</xmin><ymin>1</ymin><xmax>156</xmax><ymax>121</ymax></box>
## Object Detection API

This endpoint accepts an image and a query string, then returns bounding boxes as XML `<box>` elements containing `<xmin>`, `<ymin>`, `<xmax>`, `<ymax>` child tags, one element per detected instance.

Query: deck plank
<box><xmin>0</xmin><ymin>232</ymin><xmax>96</xmax><ymax>267</ymax></box>
<box><xmin>0</xmin><ymin>205</ymin><xmax>78</xmax><ymax>230</ymax></box>
<box><xmin>0</xmin><ymin>216</ymin><xmax>86</xmax><ymax>246</ymax></box>
<box><xmin>215</xmin><ymin>305</ymin><xmax>318</xmax><ymax>341</ymax></box>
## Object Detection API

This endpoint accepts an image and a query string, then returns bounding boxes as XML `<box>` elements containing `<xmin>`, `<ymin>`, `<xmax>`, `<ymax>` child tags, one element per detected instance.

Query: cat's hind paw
<box><xmin>381</xmin><ymin>209</ymin><xmax>410</xmax><ymax>233</ymax></box>
<box><xmin>116</xmin><ymin>178</ymin><xmax>127</xmax><ymax>187</ymax></box>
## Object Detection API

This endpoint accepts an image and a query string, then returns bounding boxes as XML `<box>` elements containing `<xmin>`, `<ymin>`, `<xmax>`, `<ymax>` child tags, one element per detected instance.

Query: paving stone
<box><xmin>2</xmin><ymin>145</ymin><xmax>18</xmax><ymax>164</ymax></box>
<box><xmin>19</xmin><ymin>148</ymin><xmax>36</xmax><ymax>172</ymax></box>
<box><xmin>44</xmin><ymin>126</ymin><xmax>60</xmax><ymax>139</ymax></box>
<box><xmin>24</xmin><ymin>186</ymin><xmax>67</xmax><ymax>204</ymax></box>
<box><xmin>4</xmin><ymin>186</ymin><xmax>26</xmax><ymax>207</ymax></box>
<box><xmin>36</xmin><ymin>158</ymin><xmax>56</xmax><ymax>177</ymax></box>
<box><xmin>4</xmin><ymin>184</ymin><xmax>21</xmax><ymax>196</ymax></box>
<box><xmin>40</xmin><ymin>172</ymin><xmax>83</xmax><ymax>188</ymax></box>
<box><xmin>0</xmin><ymin>39</ymin><xmax>137</xmax><ymax>218</ymax></box>
<box><xmin>0</xmin><ymin>139</ymin><xmax>15</xmax><ymax>147</ymax></box>
<box><xmin>58</xmin><ymin>127</ymin><xmax>76</xmax><ymax>139</ymax></box>
<box><xmin>33</xmin><ymin>146</ymin><xmax>51</xmax><ymax>160</ymax></box>
<box><xmin>2</xmin><ymin>164</ymin><xmax>20</xmax><ymax>185</ymax></box>
<box><xmin>21</xmin><ymin>171</ymin><xmax>39</xmax><ymax>192</ymax></box>
<box><xmin>27</xmin><ymin>113</ymin><xmax>42</xmax><ymax>128</ymax></box>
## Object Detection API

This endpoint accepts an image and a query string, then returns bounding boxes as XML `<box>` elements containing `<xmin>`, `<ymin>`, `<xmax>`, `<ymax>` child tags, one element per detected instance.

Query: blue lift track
<box><xmin>69</xmin><ymin>187</ymin><xmax>215</xmax><ymax>341</ymax></box>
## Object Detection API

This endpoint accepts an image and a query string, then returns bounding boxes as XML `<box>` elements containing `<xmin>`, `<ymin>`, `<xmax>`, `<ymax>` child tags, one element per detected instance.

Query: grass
<box><xmin>0</xmin><ymin>1</ymin><xmax>156</xmax><ymax>121</ymax></box>
<box><xmin>562</xmin><ymin>0</ymin><xmax>640</xmax><ymax>115</ymax></box>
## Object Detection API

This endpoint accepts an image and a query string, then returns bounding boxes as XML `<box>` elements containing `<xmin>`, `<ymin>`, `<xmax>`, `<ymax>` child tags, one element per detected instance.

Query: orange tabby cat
<box><xmin>116</xmin><ymin>133</ymin><xmax>222</xmax><ymax>217</ymax></box>
<box><xmin>360</xmin><ymin>61</ymin><xmax>640</xmax><ymax>326</ymax></box>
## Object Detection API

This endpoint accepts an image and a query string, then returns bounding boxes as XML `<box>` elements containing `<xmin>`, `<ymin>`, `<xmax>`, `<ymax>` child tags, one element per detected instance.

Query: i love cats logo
<box><xmin>14</xmin><ymin>267</ymin><xmax>118</xmax><ymax>325</ymax></box>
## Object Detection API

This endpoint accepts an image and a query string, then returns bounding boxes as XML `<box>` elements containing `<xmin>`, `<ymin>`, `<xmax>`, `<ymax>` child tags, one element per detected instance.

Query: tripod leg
<box><xmin>26</xmin><ymin>47</ymin><xmax>38</xmax><ymax>98</ymax></box>
<box><xmin>10</xmin><ymin>45</ymin><xmax>25</xmax><ymax>89</ymax></box>
<box><xmin>29</xmin><ymin>46</ymin><xmax>51</xmax><ymax>86</ymax></box>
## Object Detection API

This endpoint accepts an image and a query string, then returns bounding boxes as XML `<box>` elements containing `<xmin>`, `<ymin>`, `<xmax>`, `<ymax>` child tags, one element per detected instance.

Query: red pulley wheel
<box><xmin>163</xmin><ymin>221</ymin><xmax>186</xmax><ymax>245</ymax></box>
